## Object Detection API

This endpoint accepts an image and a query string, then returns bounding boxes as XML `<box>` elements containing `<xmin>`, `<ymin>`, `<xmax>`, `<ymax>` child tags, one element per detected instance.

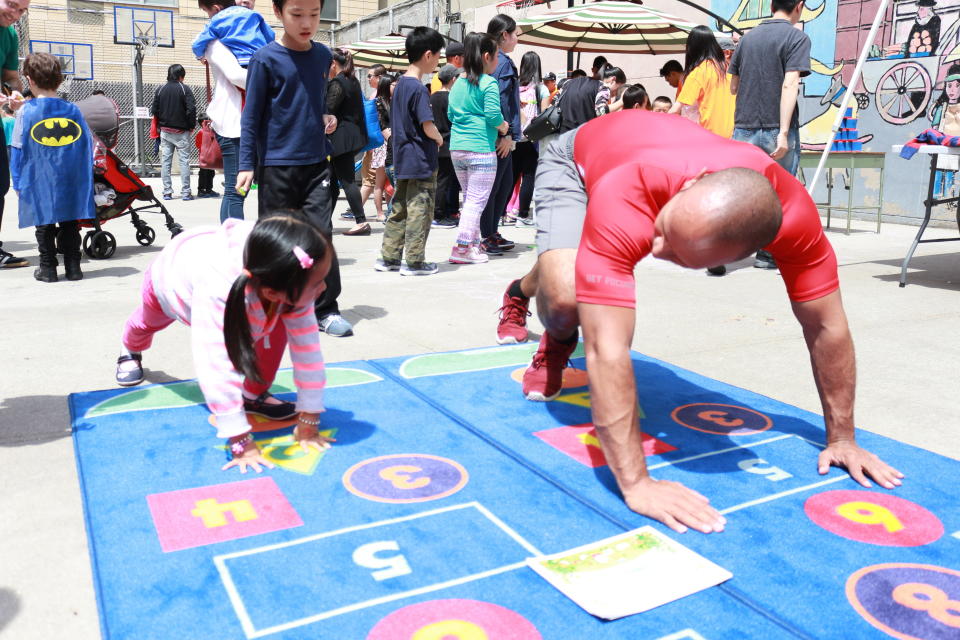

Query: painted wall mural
<box><xmin>711</xmin><ymin>0</ymin><xmax>960</xmax><ymax>223</ymax></box>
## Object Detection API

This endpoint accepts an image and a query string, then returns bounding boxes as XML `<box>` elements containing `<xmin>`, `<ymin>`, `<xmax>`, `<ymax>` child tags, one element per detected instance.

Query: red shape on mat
<box><xmin>804</xmin><ymin>490</ymin><xmax>943</xmax><ymax>547</ymax></box>
<box><xmin>533</xmin><ymin>423</ymin><xmax>676</xmax><ymax>468</ymax></box>
<box><xmin>366</xmin><ymin>599</ymin><xmax>541</xmax><ymax>640</ymax></box>
<box><xmin>146</xmin><ymin>477</ymin><xmax>302</xmax><ymax>552</ymax></box>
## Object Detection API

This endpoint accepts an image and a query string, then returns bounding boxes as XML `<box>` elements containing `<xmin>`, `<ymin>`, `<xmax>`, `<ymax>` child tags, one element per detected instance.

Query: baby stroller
<box><xmin>75</xmin><ymin>95</ymin><xmax>182</xmax><ymax>259</ymax></box>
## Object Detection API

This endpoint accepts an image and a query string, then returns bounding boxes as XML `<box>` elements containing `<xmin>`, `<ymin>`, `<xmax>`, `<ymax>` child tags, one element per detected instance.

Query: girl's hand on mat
<box><xmin>295</xmin><ymin>424</ymin><xmax>336</xmax><ymax>452</ymax></box>
<box><xmin>818</xmin><ymin>441</ymin><xmax>905</xmax><ymax>490</ymax></box>
<box><xmin>221</xmin><ymin>445</ymin><xmax>275</xmax><ymax>474</ymax></box>
<box><xmin>624</xmin><ymin>477</ymin><xmax>726</xmax><ymax>535</ymax></box>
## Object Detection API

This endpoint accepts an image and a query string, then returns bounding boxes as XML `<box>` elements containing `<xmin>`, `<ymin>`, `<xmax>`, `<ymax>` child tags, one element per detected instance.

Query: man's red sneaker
<box><xmin>497</xmin><ymin>283</ymin><xmax>531</xmax><ymax>344</ymax></box>
<box><xmin>522</xmin><ymin>330</ymin><xmax>579</xmax><ymax>401</ymax></box>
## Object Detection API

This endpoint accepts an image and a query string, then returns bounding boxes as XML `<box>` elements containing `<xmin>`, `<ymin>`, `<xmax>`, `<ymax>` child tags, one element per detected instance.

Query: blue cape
<box><xmin>12</xmin><ymin>97</ymin><xmax>95</xmax><ymax>228</ymax></box>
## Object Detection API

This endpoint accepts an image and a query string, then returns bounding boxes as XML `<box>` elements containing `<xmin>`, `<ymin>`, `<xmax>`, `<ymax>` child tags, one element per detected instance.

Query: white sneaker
<box><xmin>449</xmin><ymin>244</ymin><xmax>489</xmax><ymax>264</ymax></box>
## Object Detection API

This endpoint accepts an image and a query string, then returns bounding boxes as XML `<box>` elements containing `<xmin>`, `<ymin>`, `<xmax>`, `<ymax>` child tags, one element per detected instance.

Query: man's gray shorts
<box><xmin>534</xmin><ymin>128</ymin><xmax>586</xmax><ymax>255</ymax></box>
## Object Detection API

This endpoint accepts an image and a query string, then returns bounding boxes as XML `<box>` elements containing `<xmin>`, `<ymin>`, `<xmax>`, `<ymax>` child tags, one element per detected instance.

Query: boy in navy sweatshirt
<box><xmin>237</xmin><ymin>0</ymin><xmax>353</xmax><ymax>337</ymax></box>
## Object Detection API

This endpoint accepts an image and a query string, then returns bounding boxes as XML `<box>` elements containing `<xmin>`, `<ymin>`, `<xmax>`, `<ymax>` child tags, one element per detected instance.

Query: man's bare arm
<box><xmin>729</xmin><ymin>73</ymin><xmax>739</xmax><ymax>96</ymax></box>
<box><xmin>2</xmin><ymin>69</ymin><xmax>21</xmax><ymax>93</ymax></box>
<box><xmin>771</xmin><ymin>70</ymin><xmax>800</xmax><ymax>159</ymax></box>
<box><xmin>580</xmin><ymin>301</ymin><xmax>725</xmax><ymax>533</ymax></box>
<box><xmin>791</xmin><ymin>290</ymin><xmax>904</xmax><ymax>488</ymax></box>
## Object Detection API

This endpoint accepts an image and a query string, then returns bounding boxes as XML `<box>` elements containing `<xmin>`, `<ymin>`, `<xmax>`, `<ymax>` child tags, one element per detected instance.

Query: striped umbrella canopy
<box><xmin>344</xmin><ymin>34</ymin><xmax>409</xmax><ymax>71</ymax></box>
<box><xmin>516</xmin><ymin>1</ymin><xmax>714</xmax><ymax>54</ymax></box>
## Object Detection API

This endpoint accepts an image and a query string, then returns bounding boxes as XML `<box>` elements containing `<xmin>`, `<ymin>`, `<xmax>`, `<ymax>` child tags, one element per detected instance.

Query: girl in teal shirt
<box><xmin>447</xmin><ymin>32</ymin><xmax>509</xmax><ymax>264</ymax></box>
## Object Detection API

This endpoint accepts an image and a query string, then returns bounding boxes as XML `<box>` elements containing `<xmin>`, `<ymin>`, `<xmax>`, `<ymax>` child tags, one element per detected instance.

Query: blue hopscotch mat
<box><xmin>69</xmin><ymin>345</ymin><xmax>960</xmax><ymax>640</ymax></box>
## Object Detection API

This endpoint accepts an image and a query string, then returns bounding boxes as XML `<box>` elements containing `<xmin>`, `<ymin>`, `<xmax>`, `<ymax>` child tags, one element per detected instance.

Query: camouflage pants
<box><xmin>381</xmin><ymin>171</ymin><xmax>437</xmax><ymax>265</ymax></box>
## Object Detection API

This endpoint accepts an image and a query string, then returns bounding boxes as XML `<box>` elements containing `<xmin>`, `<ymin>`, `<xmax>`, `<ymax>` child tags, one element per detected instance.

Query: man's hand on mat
<box><xmin>818</xmin><ymin>441</ymin><xmax>905</xmax><ymax>489</ymax></box>
<box><xmin>624</xmin><ymin>477</ymin><xmax>726</xmax><ymax>534</ymax></box>
<box><xmin>221</xmin><ymin>446</ymin><xmax>275</xmax><ymax>474</ymax></box>
<box><xmin>294</xmin><ymin>424</ymin><xmax>336</xmax><ymax>452</ymax></box>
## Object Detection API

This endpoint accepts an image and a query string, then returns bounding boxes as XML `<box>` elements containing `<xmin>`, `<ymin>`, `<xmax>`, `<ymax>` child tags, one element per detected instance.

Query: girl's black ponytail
<box><xmin>224</xmin><ymin>213</ymin><xmax>330</xmax><ymax>385</ymax></box>
<box><xmin>224</xmin><ymin>271</ymin><xmax>263</xmax><ymax>385</ymax></box>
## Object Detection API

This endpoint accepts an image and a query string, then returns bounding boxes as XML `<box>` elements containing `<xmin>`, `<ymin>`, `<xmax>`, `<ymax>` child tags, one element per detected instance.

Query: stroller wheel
<box><xmin>135</xmin><ymin>226</ymin><xmax>156</xmax><ymax>246</ymax></box>
<box><xmin>88</xmin><ymin>230</ymin><xmax>117</xmax><ymax>259</ymax></box>
<box><xmin>82</xmin><ymin>230</ymin><xmax>96</xmax><ymax>258</ymax></box>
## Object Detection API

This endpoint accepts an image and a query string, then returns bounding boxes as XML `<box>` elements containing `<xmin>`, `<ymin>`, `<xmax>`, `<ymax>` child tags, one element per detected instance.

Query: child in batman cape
<box><xmin>11</xmin><ymin>52</ymin><xmax>95</xmax><ymax>282</ymax></box>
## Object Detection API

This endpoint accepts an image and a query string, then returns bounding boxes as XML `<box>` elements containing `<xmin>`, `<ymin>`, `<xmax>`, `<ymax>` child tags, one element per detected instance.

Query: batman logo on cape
<box><xmin>30</xmin><ymin>118</ymin><xmax>82</xmax><ymax>146</ymax></box>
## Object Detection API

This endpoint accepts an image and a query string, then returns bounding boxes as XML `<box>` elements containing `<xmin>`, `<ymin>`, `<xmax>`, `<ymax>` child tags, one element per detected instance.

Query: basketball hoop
<box><xmin>495</xmin><ymin>0</ymin><xmax>541</xmax><ymax>19</ymax></box>
<box><xmin>135</xmin><ymin>35</ymin><xmax>160</xmax><ymax>59</ymax></box>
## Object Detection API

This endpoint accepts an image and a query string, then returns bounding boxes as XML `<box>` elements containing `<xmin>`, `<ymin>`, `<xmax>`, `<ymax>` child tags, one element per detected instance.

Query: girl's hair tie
<box><xmin>292</xmin><ymin>246</ymin><xmax>314</xmax><ymax>270</ymax></box>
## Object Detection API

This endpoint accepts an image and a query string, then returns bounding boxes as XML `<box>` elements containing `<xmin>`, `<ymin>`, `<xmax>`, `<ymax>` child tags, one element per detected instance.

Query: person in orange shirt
<box><xmin>658</xmin><ymin>59</ymin><xmax>683</xmax><ymax>99</ymax></box>
<box><xmin>668</xmin><ymin>26</ymin><xmax>735</xmax><ymax>139</ymax></box>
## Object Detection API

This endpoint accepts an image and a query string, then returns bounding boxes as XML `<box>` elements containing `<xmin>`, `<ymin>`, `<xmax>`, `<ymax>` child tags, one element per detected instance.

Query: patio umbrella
<box><xmin>515</xmin><ymin>1</ymin><xmax>717</xmax><ymax>54</ymax></box>
<box><xmin>344</xmin><ymin>34</ymin><xmax>409</xmax><ymax>72</ymax></box>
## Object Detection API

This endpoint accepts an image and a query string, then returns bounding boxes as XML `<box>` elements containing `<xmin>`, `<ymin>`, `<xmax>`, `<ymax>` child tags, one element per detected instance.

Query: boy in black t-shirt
<box><xmin>375</xmin><ymin>27</ymin><xmax>445</xmax><ymax>276</ymax></box>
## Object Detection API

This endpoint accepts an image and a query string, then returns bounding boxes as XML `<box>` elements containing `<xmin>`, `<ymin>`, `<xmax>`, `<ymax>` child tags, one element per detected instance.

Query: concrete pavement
<box><xmin>1</xmin><ymin>179</ymin><xmax>958</xmax><ymax>639</ymax></box>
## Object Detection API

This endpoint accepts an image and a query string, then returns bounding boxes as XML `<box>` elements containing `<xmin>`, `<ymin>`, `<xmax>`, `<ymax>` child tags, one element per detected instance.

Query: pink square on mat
<box><xmin>534</xmin><ymin>423</ymin><xmax>676</xmax><ymax>468</ymax></box>
<box><xmin>146</xmin><ymin>477</ymin><xmax>302</xmax><ymax>552</ymax></box>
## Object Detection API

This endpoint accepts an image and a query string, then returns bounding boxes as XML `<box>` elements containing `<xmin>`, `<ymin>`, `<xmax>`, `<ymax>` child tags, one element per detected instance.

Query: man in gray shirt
<box><xmin>729</xmin><ymin>0</ymin><xmax>810</xmax><ymax>268</ymax></box>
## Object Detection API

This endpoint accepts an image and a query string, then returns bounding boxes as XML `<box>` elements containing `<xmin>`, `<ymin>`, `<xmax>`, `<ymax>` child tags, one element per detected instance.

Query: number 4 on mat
<box><xmin>352</xmin><ymin>541</ymin><xmax>412</xmax><ymax>581</ymax></box>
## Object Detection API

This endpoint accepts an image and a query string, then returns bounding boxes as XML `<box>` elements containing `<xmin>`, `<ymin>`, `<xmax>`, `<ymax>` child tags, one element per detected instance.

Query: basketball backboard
<box><xmin>113</xmin><ymin>6</ymin><xmax>175</xmax><ymax>48</ymax></box>
<box><xmin>29</xmin><ymin>40</ymin><xmax>94</xmax><ymax>80</ymax></box>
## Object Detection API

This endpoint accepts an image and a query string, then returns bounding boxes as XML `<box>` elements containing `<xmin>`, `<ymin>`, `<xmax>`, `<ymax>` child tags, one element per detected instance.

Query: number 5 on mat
<box><xmin>737</xmin><ymin>458</ymin><xmax>792</xmax><ymax>481</ymax></box>
<box><xmin>353</xmin><ymin>541</ymin><xmax>412</xmax><ymax>581</ymax></box>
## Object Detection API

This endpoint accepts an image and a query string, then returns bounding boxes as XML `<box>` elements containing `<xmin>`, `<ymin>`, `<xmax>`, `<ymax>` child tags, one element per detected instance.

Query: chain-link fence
<box><xmin>13</xmin><ymin>0</ymin><xmax>451</xmax><ymax>174</ymax></box>
<box><xmin>54</xmin><ymin>62</ymin><xmax>208</xmax><ymax>176</ymax></box>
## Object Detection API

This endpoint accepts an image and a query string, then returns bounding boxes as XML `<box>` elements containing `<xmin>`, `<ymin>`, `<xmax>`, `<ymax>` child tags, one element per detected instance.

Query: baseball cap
<box><xmin>437</xmin><ymin>64</ymin><xmax>460</xmax><ymax>84</ymax></box>
<box><xmin>544</xmin><ymin>71</ymin><xmax>557</xmax><ymax>82</ymax></box>
<box><xmin>445</xmin><ymin>41</ymin><xmax>465</xmax><ymax>59</ymax></box>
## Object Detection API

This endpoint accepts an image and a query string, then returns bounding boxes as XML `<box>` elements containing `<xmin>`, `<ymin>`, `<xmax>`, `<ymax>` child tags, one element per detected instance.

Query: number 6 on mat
<box><xmin>352</xmin><ymin>541</ymin><xmax>412</xmax><ymax>581</ymax></box>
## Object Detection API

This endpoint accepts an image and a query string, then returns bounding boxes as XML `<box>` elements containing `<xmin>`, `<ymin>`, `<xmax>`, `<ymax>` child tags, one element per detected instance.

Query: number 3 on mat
<box><xmin>379</xmin><ymin>465</ymin><xmax>431</xmax><ymax>490</ymax></box>
<box><xmin>737</xmin><ymin>458</ymin><xmax>792</xmax><ymax>481</ymax></box>
<box><xmin>353</xmin><ymin>541</ymin><xmax>412</xmax><ymax>581</ymax></box>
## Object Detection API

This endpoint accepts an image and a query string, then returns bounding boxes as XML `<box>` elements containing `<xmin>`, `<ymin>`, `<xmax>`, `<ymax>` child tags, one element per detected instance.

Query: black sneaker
<box><xmin>0</xmin><ymin>245</ymin><xmax>29</xmax><ymax>268</ymax></box>
<box><xmin>753</xmin><ymin>250</ymin><xmax>778</xmax><ymax>269</ymax></box>
<box><xmin>243</xmin><ymin>392</ymin><xmax>297</xmax><ymax>420</ymax></box>
<box><xmin>480</xmin><ymin>238</ymin><xmax>503</xmax><ymax>256</ymax></box>
<box><xmin>432</xmin><ymin>217</ymin><xmax>458</xmax><ymax>228</ymax></box>
<box><xmin>492</xmin><ymin>232</ymin><xmax>515</xmax><ymax>251</ymax></box>
<box><xmin>706</xmin><ymin>265</ymin><xmax>727</xmax><ymax>276</ymax></box>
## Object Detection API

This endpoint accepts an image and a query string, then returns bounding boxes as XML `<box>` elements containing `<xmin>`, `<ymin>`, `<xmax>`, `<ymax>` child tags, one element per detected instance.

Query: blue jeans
<box><xmin>216</xmin><ymin>134</ymin><xmax>246</xmax><ymax>222</ymax></box>
<box><xmin>159</xmin><ymin>130</ymin><xmax>191</xmax><ymax>197</ymax></box>
<box><xmin>732</xmin><ymin>127</ymin><xmax>800</xmax><ymax>176</ymax></box>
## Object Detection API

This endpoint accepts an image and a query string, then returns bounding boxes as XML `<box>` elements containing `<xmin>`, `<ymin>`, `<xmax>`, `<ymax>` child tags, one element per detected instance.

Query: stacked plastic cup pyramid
<box><xmin>831</xmin><ymin>107</ymin><xmax>863</xmax><ymax>152</ymax></box>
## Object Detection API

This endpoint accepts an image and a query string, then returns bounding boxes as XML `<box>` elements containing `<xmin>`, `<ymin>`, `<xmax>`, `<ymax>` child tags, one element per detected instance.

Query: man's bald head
<box><xmin>692</xmin><ymin>167</ymin><xmax>782</xmax><ymax>251</ymax></box>
<box><xmin>652</xmin><ymin>167</ymin><xmax>783</xmax><ymax>268</ymax></box>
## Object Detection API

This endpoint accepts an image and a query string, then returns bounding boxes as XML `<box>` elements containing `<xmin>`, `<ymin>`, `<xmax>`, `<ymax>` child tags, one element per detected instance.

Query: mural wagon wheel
<box><xmin>875</xmin><ymin>62</ymin><xmax>931</xmax><ymax>125</ymax></box>
<box><xmin>856</xmin><ymin>93</ymin><xmax>869</xmax><ymax>110</ymax></box>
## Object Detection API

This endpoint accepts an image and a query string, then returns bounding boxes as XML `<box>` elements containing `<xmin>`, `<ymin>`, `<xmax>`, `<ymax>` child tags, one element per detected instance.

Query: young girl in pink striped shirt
<box><xmin>116</xmin><ymin>213</ymin><xmax>334</xmax><ymax>473</ymax></box>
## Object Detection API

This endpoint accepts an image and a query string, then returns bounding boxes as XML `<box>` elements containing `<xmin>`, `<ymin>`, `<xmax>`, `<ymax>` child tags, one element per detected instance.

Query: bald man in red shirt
<box><xmin>496</xmin><ymin>111</ymin><xmax>902</xmax><ymax>533</ymax></box>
